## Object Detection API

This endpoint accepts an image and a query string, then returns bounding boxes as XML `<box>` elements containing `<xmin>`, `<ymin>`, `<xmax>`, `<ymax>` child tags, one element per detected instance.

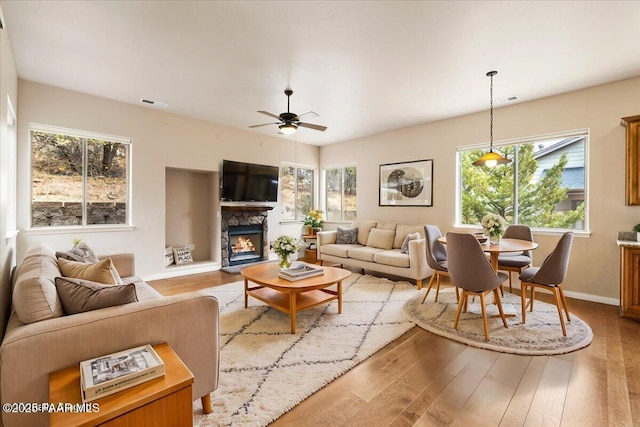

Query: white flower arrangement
<box><xmin>481</xmin><ymin>213</ymin><xmax>507</xmax><ymax>238</ymax></box>
<box><xmin>273</xmin><ymin>235</ymin><xmax>302</xmax><ymax>259</ymax></box>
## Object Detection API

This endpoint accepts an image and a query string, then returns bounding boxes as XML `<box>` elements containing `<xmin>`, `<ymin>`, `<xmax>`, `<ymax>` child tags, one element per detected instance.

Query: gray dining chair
<box><xmin>446</xmin><ymin>232</ymin><xmax>508</xmax><ymax>341</ymax></box>
<box><xmin>520</xmin><ymin>232</ymin><xmax>573</xmax><ymax>336</ymax></box>
<box><xmin>421</xmin><ymin>225</ymin><xmax>457</xmax><ymax>303</ymax></box>
<box><xmin>498</xmin><ymin>225</ymin><xmax>534</xmax><ymax>292</ymax></box>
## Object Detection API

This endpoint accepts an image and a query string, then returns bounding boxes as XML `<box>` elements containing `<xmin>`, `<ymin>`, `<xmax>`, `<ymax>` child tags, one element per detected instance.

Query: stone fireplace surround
<box><xmin>220</xmin><ymin>205</ymin><xmax>273</xmax><ymax>267</ymax></box>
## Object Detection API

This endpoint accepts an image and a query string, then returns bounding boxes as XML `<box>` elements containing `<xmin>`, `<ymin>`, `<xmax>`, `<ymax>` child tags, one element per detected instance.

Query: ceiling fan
<box><xmin>249</xmin><ymin>89</ymin><xmax>327</xmax><ymax>136</ymax></box>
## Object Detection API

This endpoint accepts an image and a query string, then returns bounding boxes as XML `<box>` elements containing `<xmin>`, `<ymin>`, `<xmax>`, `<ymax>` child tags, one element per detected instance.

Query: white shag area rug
<box><xmin>403</xmin><ymin>288</ymin><xmax>593</xmax><ymax>356</ymax></box>
<box><xmin>193</xmin><ymin>273</ymin><xmax>416</xmax><ymax>426</ymax></box>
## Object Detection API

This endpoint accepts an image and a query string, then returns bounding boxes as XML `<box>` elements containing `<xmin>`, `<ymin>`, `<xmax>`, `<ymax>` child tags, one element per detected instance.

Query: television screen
<box><xmin>221</xmin><ymin>160</ymin><xmax>279</xmax><ymax>202</ymax></box>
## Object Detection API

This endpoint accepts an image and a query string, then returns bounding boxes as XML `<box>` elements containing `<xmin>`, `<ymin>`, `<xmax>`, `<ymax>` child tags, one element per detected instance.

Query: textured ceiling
<box><xmin>2</xmin><ymin>1</ymin><xmax>639</xmax><ymax>145</ymax></box>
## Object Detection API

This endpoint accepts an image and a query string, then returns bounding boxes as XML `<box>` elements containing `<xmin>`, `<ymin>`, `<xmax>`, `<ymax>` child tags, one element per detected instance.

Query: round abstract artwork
<box><xmin>387</xmin><ymin>167</ymin><xmax>424</xmax><ymax>198</ymax></box>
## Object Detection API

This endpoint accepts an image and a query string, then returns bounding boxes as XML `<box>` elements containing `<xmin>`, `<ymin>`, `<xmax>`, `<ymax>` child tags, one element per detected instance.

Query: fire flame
<box><xmin>232</xmin><ymin>237</ymin><xmax>256</xmax><ymax>254</ymax></box>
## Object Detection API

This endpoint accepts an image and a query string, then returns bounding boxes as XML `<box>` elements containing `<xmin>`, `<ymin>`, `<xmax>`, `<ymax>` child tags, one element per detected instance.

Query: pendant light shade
<box><xmin>473</xmin><ymin>71</ymin><xmax>511</xmax><ymax>167</ymax></box>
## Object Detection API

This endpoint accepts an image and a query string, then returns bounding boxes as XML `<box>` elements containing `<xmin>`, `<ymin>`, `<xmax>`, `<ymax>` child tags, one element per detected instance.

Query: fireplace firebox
<box><xmin>227</xmin><ymin>224</ymin><xmax>264</xmax><ymax>266</ymax></box>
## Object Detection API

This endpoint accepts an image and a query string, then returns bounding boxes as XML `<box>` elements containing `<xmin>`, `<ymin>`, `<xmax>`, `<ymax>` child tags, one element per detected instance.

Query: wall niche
<box><xmin>165</xmin><ymin>167</ymin><xmax>220</xmax><ymax>269</ymax></box>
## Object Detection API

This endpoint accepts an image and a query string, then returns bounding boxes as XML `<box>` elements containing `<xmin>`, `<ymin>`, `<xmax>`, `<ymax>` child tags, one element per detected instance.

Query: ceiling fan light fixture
<box><xmin>474</xmin><ymin>70</ymin><xmax>511</xmax><ymax>168</ymax></box>
<box><xmin>279</xmin><ymin>123</ymin><xmax>297</xmax><ymax>135</ymax></box>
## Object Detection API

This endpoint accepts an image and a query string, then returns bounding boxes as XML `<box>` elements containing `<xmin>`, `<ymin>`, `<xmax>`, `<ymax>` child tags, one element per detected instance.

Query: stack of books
<box><xmin>80</xmin><ymin>344</ymin><xmax>165</xmax><ymax>402</ymax></box>
<box><xmin>278</xmin><ymin>263</ymin><xmax>324</xmax><ymax>281</ymax></box>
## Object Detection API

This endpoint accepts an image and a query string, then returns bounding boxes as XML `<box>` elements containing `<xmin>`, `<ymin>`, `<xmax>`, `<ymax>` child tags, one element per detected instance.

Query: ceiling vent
<box><xmin>139</xmin><ymin>98</ymin><xmax>168</xmax><ymax>109</ymax></box>
<box><xmin>496</xmin><ymin>95</ymin><xmax>519</xmax><ymax>105</ymax></box>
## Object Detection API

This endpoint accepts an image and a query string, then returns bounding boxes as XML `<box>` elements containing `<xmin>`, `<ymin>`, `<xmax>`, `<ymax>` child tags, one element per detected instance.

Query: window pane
<box><xmin>31</xmin><ymin>130</ymin><xmax>84</xmax><ymax>227</ymax></box>
<box><xmin>86</xmin><ymin>139</ymin><xmax>128</xmax><ymax>224</ymax></box>
<box><xmin>517</xmin><ymin>137</ymin><xmax>585</xmax><ymax>230</ymax></box>
<box><xmin>279</xmin><ymin>166</ymin><xmax>296</xmax><ymax>220</ymax></box>
<box><xmin>296</xmin><ymin>167</ymin><xmax>313</xmax><ymax>220</ymax></box>
<box><xmin>344</xmin><ymin>166</ymin><xmax>357</xmax><ymax>221</ymax></box>
<box><xmin>325</xmin><ymin>168</ymin><xmax>343</xmax><ymax>221</ymax></box>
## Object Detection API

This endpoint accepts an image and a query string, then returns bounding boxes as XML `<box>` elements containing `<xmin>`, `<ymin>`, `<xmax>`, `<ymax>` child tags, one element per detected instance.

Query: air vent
<box><xmin>139</xmin><ymin>98</ymin><xmax>168</xmax><ymax>109</ymax></box>
<box><xmin>496</xmin><ymin>95</ymin><xmax>519</xmax><ymax>105</ymax></box>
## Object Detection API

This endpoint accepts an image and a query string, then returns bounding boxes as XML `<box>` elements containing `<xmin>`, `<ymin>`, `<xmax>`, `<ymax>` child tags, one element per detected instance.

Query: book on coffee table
<box><xmin>279</xmin><ymin>263</ymin><xmax>324</xmax><ymax>281</ymax></box>
<box><xmin>80</xmin><ymin>344</ymin><xmax>165</xmax><ymax>402</ymax></box>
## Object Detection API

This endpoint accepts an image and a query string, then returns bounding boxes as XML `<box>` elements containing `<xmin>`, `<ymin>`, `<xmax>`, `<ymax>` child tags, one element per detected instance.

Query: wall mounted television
<box><xmin>221</xmin><ymin>159</ymin><xmax>279</xmax><ymax>202</ymax></box>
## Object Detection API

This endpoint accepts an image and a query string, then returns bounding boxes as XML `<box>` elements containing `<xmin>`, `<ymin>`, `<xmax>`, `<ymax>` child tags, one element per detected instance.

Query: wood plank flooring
<box><xmin>148</xmin><ymin>271</ymin><xmax>640</xmax><ymax>427</ymax></box>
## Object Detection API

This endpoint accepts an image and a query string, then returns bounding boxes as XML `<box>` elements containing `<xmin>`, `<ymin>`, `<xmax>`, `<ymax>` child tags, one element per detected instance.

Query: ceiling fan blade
<box><xmin>298</xmin><ymin>122</ymin><xmax>327</xmax><ymax>132</ymax></box>
<box><xmin>257</xmin><ymin>110</ymin><xmax>282</xmax><ymax>120</ymax></box>
<box><xmin>249</xmin><ymin>122</ymin><xmax>279</xmax><ymax>128</ymax></box>
<box><xmin>297</xmin><ymin>111</ymin><xmax>319</xmax><ymax>120</ymax></box>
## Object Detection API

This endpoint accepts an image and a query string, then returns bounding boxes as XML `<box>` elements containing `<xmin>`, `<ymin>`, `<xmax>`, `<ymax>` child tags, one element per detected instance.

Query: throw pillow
<box><xmin>366</xmin><ymin>228</ymin><xmax>396</xmax><ymax>250</ymax></box>
<box><xmin>401</xmin><ymin>232</ymin><xmax>421</xmax><ymax>253</ymax></box>
<box><xmin>164</xmin><ymin>246</ymin><xmax>175</xmax><ymax>267</ymax></box>
<box><xmin>336</xmin><ymin>227</ymin><xmax>358</xmax><ymax>244</ymax></box>
<box><xmin>56</xmin><ymin>242</ymin><xmax>99</xmax><ymax>263</ymax></box>
<box><xmin>57</xmin><ymin>257</ymin><xmax>121</xmax><ymax>285</ymax></box>
<box><xmin>55</xmin><ymin>277</ymin><xmax>138</xmax><ymax>315</ymax></box>
<box><xmin>173</xmin><ymin>246</ymin><xmax>194</xmax><ymax>265</ymax></box>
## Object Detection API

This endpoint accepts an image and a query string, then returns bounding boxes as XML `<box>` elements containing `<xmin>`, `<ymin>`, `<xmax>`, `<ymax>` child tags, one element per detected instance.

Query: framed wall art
<box><xmin>379</xmin><ymin>159</ymin><xmax>433</xmax><ymax>207</ymax></box>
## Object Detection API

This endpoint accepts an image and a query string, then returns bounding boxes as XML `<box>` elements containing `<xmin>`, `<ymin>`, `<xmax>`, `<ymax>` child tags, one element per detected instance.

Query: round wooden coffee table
<box><xmin>241</xmin><ymin>262</ymin><xmax>350</xmax><ymax>333</ymax></box>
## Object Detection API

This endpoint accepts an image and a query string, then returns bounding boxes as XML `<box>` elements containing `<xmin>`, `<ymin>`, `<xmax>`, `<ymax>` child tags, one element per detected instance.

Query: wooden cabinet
<box><xmin>620</xmin><ymin>244</ymin><xmax>640</xmax><ymax>319</ymax></box>
<box><xmin>623</xmin><ymin>115</ymin><xmax>640</xmax><ymax>205</ymax></box>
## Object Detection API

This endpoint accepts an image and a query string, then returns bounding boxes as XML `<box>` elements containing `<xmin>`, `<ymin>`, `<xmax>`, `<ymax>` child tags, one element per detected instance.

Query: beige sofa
<box><xmin>317</xmin><ymin>220</ymin><xmax>432</xmax><ymax>289</ymax></box>
<box><xmin>0</xmin><ymin>244</ymin><xmax>220</xmax><ymax>427</ymax></box>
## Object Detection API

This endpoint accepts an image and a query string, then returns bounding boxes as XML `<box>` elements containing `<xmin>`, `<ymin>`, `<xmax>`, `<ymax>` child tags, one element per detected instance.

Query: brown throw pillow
<box><xmin>55</xmin><ymin>277</ymin><xmax>138</xmax><ymax>315</ymax></box>
<box><xmin>57</xmin><ymin>257</ymin><xmax>122</xmax><ymax>285</ymax></box>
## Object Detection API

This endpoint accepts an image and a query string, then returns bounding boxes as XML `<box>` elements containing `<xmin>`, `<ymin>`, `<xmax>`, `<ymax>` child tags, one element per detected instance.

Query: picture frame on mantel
<box><xmin>623</xmin><ymin>115</ymin><xmax>640</xmax><ymax>205</ymax></box>
<box><xmin>379</xmin><ymin>159</ymin><xmax>433</xmax><ymax>207</ymax></box>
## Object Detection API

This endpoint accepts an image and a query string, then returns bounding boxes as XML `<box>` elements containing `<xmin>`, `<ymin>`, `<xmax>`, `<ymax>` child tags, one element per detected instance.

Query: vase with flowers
<box><xmin>303</xmin><ymin>210</ymin><xmax>324</xmax><ymax>235</ymax></box>
<box><xmin>273</xmin><ymin>235</ymin><xmax>302</xmax><ymax>269</ymax></box>
<box><xmin>481</xmin><ymin>213</ymin><xmax>508</xmax><ymax>244</ymax></box>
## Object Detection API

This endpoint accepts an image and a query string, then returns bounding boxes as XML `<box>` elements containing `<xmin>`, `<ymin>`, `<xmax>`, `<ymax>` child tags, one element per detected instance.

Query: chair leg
<box><xmin>421</xmin><ymin>274</ymin><xmax>437</xmax><ymax>304</ymax></box>
<box><xmin>530</xmin><ymin>288</ymin><xmax>536</xmax><ymax>312</ymax></box>
<box><xmin>508</xmin><ymin>271</ymin><xmax>513</xmax><ymax>293</ymax></box>
<box><xmin>552</xmin><ymin>287</ymin><xmax>567</xmax><ymax>336</ymax></box>
<box><xmin>455</xmin><ymin>286</ymin><xmax>460</xmax><ymax>302</ymax></box>
<box><xmin>453</xmin><ymin>291</ymin><xmax>467</xmax><ymax>330</ymax></box>
<box><xmin>479</xmin><ymin>292</ymin><xmax>490</xmax><ymax>341</ymax></box>
<box><xmin>521</xmin><ymin>282</ymin><xmax>528</xmax><ymax>324</ymax></box>
<box><xmin>416</xmin><ymin>279</ymin><xmax>422</xmax><ymax>290</ymax></box>
<box><xmin>434</xmin><ymin>273</ymin><xmax>442</xmax><ymax>302</ymax></box>
<box><xmin>558</xmin><ymin>286</ymin><xmax>571</xmax><ymax>322</ymax></box>
<box><xmin>493</xmin><ymin>288</ymin><xmax>508</xmax><ymax>328</ymax></box>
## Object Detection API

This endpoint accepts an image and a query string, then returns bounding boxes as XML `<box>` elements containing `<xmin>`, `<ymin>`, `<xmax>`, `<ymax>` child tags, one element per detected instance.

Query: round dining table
<box><xmin>437</xmin><ymin>236</ymin><xmax>539</xmax><ymax>273</ymax></box>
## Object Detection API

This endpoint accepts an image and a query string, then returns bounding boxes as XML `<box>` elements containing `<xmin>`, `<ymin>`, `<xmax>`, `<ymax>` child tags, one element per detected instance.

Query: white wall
<box><xmin>16</xmin><ymin>80</ymin><xmax>319</xmax><ymax>277</ymax></box>
<box><xmin>0</xmin><ymin>6</ymin><xmax>19</xmax><ymax>339</ymax></box>
<box><xmin>321</xmin><ymin>76</ymin><xmax>640</xmax><ymax>302</ymax></box>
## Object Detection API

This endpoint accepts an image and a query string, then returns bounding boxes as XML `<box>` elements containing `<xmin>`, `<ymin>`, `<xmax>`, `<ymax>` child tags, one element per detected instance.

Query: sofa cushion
<box><xmin>320</xmin><ymin>244</ymin><xmax>361</xmax><ymax>258</ymax></box>
<box><xmin>55</xmin><ymin>277</ymin><xmax>138</xmax><ymax>315</ymax></box>
<box><xmin>58</xmin><ymin>257</ymin><xmax>122</xmax><ymax>285</ymax></box>
<box><xmin>366</xmin><ymin>228</ymin><xmax>396</xmax><ymax>250</ymax></box>
<box><xmin>12</xmin><ymin>244</ymin><xmax>64</xmax><ymax>324</ymax></box>
<box><xmin>353</xmin><ymin>220</ymin><xmax>378</xmax><ymax>245</ymax></box>
<box><xmin>336</xmin><ymin>226</ymin><xmax>358</xmax><ymax>244</ymax></box>
<box><xmin>376</xmin><ymin>223</ymin><xmax>398</xmax><ymax>231</ymax></box>
<box><xmin>374</xmin><ymin>250</ymin><xmax>411</xmax><ymax>268</ymax></box>
<box><xmin>401</xmin><ymin>232</ymin><xmax>421</xmax><ymax>253</ymax></box>
<box><xmin>348</xmin><ymin>246</ymin><xmax>385</xmax><ymax>262</ymax></box>
<box><xmin>394</xmin><ymin>224</ymin><xmax>426</xmax><ymax>249</ymax></box>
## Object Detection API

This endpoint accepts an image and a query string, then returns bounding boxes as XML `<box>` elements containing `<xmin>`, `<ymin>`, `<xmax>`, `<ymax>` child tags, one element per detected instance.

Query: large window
<box><xmin>325</xmin><ymin>165</ymin><xmax>357</xmax><ymax>221</ymax></box>
<box><xmin>457</xmin><ymin>130</ymin><xmax>587</xmax><ymax>232</ymax></box>
<box><xmin>280</xmin><ymin>163</ymin><xmax>314</xmax><ymax>221</ymax></box>
<box><xmin>30</xmin><ymin>124</ymin><xmax>131</xmax><ymax>228</ymax></box>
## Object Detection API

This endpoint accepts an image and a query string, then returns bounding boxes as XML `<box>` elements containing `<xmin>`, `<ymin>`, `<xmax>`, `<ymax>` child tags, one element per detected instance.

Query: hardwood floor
<box><xmin>148</xmin><ymin>271</ymin><xmax>640</xmax><ymax>426</ymax></box>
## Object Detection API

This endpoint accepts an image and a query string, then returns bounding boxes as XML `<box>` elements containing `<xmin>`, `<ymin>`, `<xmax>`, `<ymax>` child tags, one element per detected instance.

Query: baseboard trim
<box><xmin>510</xmin><ymin>283</ymin><xmax>619</xmax><ymax>306</ymax></box>
<box><xmin>144</xmin><ymin>261</ymin><xmax>221</xmax><ymax>281</ymax></box>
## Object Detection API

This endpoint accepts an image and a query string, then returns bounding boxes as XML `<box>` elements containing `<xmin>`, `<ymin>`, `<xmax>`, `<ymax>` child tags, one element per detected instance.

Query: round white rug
<box><xmin>403</xmin><ymin>288</ymin><xmax>593</xmax><ymax>355</ymax></box>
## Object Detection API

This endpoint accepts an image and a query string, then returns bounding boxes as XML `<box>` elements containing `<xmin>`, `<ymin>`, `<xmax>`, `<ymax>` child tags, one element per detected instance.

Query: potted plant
<box><xmin>303</xmin><ymin>210</ymin><xmax>324</xmax><ymax>235</ymax></box>
<box><xmin>633</xmin><ymin>224</ymin><xmax>640</xmax><ymax>241</ymax></box>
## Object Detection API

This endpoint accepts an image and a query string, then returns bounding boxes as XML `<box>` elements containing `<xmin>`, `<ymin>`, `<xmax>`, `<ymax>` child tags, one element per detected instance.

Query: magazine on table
<box><xmin>80</xmin><ymin>344</ymin><xmax>165</xmax><ymax>402</ymax></box>
<box><xmin>279</xmin><ymin>263</ymin><xmax>324</xmax><ymax>281</ymax></box>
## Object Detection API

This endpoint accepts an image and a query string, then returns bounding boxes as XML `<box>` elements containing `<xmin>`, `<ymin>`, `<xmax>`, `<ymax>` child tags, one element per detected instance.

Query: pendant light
<box><xmin>473</xmin><ymin>71</ymin><xmax>511</xmax><ymax>167</ymax></box>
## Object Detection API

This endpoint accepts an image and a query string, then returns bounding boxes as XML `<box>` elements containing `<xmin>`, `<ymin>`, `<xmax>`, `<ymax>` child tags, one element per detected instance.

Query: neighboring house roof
<box><xmin>533</xmin><ymin>136</ymin><xmax>585</xmax><ymax>159</ymax></box>
<box><xmin>541</xmin><ymin>166</ymin><xmax>584</xmax><ymax>190</ymax></box>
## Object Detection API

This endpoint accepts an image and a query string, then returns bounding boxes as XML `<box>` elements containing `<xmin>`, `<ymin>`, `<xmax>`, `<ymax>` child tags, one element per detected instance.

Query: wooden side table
<box><xmin>302</xmin><ymin>234</ymin><xmax>318</xmax><ymax>263</ymax></box>
<box><xmin>49</xmin><ymin>343</ymin><xmax>194</xmax><ymax>427</ymax></box>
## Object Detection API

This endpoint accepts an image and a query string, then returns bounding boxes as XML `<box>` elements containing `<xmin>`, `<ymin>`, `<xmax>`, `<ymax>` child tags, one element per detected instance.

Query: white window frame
<box><xmin>279</xmin><ymin>161</ymin><xmax>316</xmax><ymax>223</ymax></box>
<box><xmin>455</xmin><ymin>128</ymin><xmax>590</xmax><ymax>235</ymax></box>
<box><xmin>5</xmin><ymin>95</ymin><xmax>18</xmax><ymax>240</ymax></box>
<box><xmin>28</xmin><ymin>123</ymin><xmax>133</xmax><ymax>232</ymax></box>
